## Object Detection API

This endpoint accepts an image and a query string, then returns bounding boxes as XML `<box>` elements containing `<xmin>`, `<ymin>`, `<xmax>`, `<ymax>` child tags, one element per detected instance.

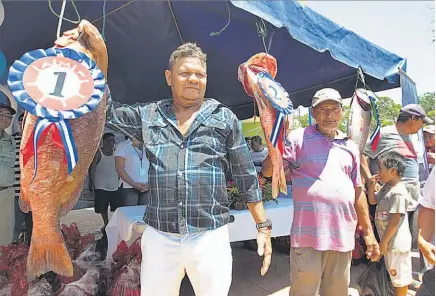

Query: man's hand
<box><xmin>427</xmin><ymin>152</ymin><xmax>435</xmax><ymax>165</ymax></box>
<box><xmin>418</xmin><ymin>229</ymin><xmax>436</xmax><ymax>265</ymax></box>
<box><xmin>369</xmin><ymin>174</ymin><xmax>382</xmax><ymax>192</ymax></box>
<box><xmin>257</xmin><ymin>228</ymin><xmax>272</xmax><ymax>276</ymax></box>
<box><xmin>55</xmin><ymin>20</ymin><xmax>108</xmax><ymax>77</ymax></box>
<box><xmin>134</xmin><ymin>183</ymin><xmax>149</xmax><ymax>192</ymax></box>
<box><xmin>364</xmin><ymin>233</ymin><xmax>381</xmax><ymax>262</ymax></box>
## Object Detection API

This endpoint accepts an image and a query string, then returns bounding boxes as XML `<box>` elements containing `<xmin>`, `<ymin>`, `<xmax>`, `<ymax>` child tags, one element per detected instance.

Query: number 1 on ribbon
<box><xmin>50</xmin><ymin>71</ymin><xmax>67</xmax><ymax>97</ymax></box>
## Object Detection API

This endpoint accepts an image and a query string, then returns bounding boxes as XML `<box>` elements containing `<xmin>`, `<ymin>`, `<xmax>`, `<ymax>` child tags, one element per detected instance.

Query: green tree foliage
<box><xmin>418</xmin><ymin>92</ymin><xmax>435</xmax><ymax>122</ymax></box>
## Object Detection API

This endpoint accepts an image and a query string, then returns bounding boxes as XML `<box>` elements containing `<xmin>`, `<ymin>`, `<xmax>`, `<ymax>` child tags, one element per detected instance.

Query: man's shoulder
<box><xmin>206</xmin><ymin>98</ymin><xmax>236</xmax><ymax>119</ymax></box>
<box><xmin>287</xmin><ymin>126</ymin><xmax>315</xmax><ymax>142</ymax></box>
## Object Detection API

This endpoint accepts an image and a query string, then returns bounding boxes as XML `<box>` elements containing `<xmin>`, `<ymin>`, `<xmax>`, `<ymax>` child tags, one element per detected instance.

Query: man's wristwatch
<box><xmin>256</xmin><ymin>219</ymin><xmax>272</xmax><ymax>230</ymax></box>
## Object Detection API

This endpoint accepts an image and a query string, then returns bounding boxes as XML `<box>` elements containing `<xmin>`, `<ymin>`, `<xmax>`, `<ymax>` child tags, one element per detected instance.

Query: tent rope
<box><xmin>167</xmin><ymin>1</ymin><xmax>184</xmax><ymax>44</ymax></box>
<box><xmin>210</xmin><ymin>0</ymin><xmax>231</xmax><ymax>37</ymax></box>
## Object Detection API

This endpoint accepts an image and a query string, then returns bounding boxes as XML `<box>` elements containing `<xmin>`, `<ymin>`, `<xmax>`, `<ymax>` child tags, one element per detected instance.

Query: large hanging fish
<box><xmin>7</xmin><ymin>20</ymin><xmax>108</xmax><ymax>280</ymax></box>
<box><xmin>347</xmin><ymin>88</ymin><xmax>381</xmax><ymax>153</ymax></box>
<box><xmin>238</xmin><ymin>53</ymin><xmax>293</xmax><ymax>199</ymax></box>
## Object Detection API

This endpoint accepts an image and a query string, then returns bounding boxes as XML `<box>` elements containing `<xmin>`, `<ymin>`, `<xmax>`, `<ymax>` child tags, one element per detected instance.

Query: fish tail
<box><xmin>271</xmin><ymin>171</ymin><xmax>279</xmax><ymax>199</ymax></box>
<box><xmin>27</xmin><ymin>227</ymin><xmax>72</xmax><ymax>281</ymax></box>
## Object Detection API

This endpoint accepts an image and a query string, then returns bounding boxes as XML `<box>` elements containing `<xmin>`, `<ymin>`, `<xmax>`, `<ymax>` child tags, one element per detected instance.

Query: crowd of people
<box><xmin>0</xmin><ymin>20</ymin><xmax>434</xmax><ymax>296</ymax></box>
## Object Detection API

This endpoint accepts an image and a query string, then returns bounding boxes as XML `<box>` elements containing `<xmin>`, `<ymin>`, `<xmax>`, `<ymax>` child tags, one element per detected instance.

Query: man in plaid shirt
<box><xmin>107</xmin><ymin>43</ymin><xmax>272</xmax><ymax>296</ymax></box>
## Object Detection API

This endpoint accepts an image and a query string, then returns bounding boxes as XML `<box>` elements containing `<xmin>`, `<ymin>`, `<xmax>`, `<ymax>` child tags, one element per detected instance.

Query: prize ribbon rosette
<box><xmin>368</xmin><ymin>95</ymin><xmax>381</xmax><ymax>151</ymax></box>
<box><xmin>7</xmin><ymin>47</ymin><xmax>105</xmax><ymax>178</ymax></box>
<box><xmin>257</xmin><ymin>72</ymin><xmax>293</xmax><ymax>147</ymax></box>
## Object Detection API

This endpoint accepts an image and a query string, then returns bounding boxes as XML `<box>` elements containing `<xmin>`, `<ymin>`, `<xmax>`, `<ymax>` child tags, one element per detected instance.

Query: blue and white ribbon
<box><xmin>270</xmin><ymin>112</ymin><xmax>285</xmax><ymax>147</ymax></box>
<box><xmin>369</xmin><ymin>95</ymin><xmax>381</xmax><ymax>151</ymax></box>
<box><xmin>257</xmin><ymin>71</ymin><xmax>293</xmax><ymax>148</ymax></box>
<box><xmin>32</xmin><ymin>117</ymin><xmax>78</xmax><ymax>181</ymax></box>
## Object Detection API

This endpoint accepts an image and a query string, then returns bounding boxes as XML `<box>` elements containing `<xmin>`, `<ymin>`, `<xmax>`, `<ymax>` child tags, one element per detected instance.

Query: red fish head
<box><xmin>238</xmin><ymin>53</ymin><xmax>277</xmax><ymax>97</ymax></box>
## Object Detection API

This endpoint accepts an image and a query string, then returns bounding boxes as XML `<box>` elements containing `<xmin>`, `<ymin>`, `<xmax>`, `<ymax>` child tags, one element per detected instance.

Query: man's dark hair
<box><xmin>251</xmin><ymin>136</ymin><xmax>262</xmax><ymax>145</ymax></box>
<box><xmin>103</xmin><ymin>132</ymin><xmax>115</xmax><ymax>141</ymax></box>
<box><xmin>397</xmin><ymin>114</ymin><xmax>412</xmax><ymax>123</ymax></box>
<box><xmin>377</xmin><ymin>151</ymin><xmax>406</xmax><ymax>177</ymax></box>
<box><xmin>169</xmin><ymin>42</ymin><xmax>207</xmax><ymax>70</ymax></box>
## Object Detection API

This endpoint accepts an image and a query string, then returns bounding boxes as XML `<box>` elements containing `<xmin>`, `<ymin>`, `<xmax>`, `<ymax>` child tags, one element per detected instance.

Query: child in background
<box><xmin>368</xmin><ymin>151</ymin><xmax>412</xmax><ymax>296</ymax></box>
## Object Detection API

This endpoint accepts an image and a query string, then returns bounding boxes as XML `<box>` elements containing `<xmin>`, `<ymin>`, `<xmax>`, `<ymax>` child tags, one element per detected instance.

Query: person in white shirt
<box><xmin>250</xmin><ymin>136</ymin><xmax>268</xmax><ymax>173</ymax></box>
<box><xmin>114</xmin><ymin>137</ymin><xmax>150</xmax><ymax>206</ymax></box>
<box><xmin>416</xmin><ymin>167</ymin><xmax>435</xmax><ymax>296</ymax></box>
<box><xmin>89</xmin><ymin>133</ymin><xmax>119</xmax><ymax>226</ymax></box>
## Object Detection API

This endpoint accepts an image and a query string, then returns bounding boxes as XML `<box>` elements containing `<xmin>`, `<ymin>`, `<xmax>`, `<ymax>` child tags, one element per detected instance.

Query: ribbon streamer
<box><xmin>369</xmin><ymin>95</ymin><xmax>381</xmax><ymax>151</ymax></box>
<box><xmin>28</xmin><ymin>117</ymin><xmax>78</xmax><ymax>181</ymax></box>
<box><xmin>270</xmin><ymin>112</ymin><xmax>284</xmax><ymax>147</ymax></box>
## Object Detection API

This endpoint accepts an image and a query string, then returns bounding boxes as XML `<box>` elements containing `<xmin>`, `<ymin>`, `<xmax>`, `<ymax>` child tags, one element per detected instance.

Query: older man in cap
<box><xmin>361</xmin><ymin>104</ymin><xmax>434</xmax><ymax>249</ymax></box>
<box><xmin>264</xmin><ymin>88</ymin><xmax>379</xmax><ymax>296</ymax></box>
<box><xmin>0</xmin><ymin>95</ymin><xmax>17</xmax><ymax>245</ymax></box>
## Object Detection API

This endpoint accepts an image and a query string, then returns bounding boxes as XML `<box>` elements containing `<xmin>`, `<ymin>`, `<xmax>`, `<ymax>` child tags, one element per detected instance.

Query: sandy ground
<box><xmin>61</xmin><ymin>208</ymin><xmax>419</xmax><ymax>296</ymax></box>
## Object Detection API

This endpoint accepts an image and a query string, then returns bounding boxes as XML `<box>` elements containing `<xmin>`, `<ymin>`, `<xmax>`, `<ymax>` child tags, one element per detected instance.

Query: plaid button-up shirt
<box><xmin>106</xmin><ymin>98</ymin><xmax>261</xmax><ymax>234</ymax></box>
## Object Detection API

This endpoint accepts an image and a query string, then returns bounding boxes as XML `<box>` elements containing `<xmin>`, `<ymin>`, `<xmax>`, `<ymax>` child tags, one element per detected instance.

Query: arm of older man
<box><xmin>354</xmin><ymin>150</ymin><xmax>380</xmax><ymax>261</ymax></box>
<box><xmin>226</xmin><ymin>113</ymin><xmax>272</xmax><ymax>276</ymax></box>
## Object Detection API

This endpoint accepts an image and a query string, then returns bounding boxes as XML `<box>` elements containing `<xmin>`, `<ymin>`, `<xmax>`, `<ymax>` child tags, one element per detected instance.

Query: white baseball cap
<box><xmin>312</xmin><ymin>88</ymin><xmax>343</xmax><ymax>107</ymax></box>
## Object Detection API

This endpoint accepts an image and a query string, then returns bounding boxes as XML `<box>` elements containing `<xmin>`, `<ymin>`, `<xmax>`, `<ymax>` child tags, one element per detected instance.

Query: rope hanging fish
<box><xmin>7</xmin><ymin>47</ymin><xmax>105</xmax><ymax>180</ymax></box>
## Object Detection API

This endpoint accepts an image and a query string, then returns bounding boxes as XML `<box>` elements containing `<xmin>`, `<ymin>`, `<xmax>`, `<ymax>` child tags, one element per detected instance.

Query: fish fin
<box><xmin>19</xmin><ymin>196</ymin><xmax>30</xmax><ymax>213</ymax></box>
<box><xmin>271</xmin><ymin>177</ymin><xmax>279</xmax><ymax>200</ymax></box>
<box><xmin>27</xmin><ymin>228</ymin><xmax>73</xmax><ymax>280</ymax></box>
<box><xmin>279</xmin><ymin>166</ymin><xmax>287</xmax><ymax>196</ymax></box>
<box><xmin>59</xmin><ymin>190</ymin><xmax>81</xmax><ymax>217</ymax></box>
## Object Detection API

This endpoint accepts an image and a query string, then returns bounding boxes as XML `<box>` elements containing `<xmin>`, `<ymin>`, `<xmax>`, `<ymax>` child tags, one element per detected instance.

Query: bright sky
<box><xmin>302</xmin><ymin>1</ymin><xmax>435</xmax><ymax>105</ymax></box>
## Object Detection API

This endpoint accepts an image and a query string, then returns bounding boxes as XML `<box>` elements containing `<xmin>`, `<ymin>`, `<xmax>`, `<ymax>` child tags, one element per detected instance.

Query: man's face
<box><xmin>377</xmin><ymin>162</ymin><xmax>396</xmax><ymax>184</ymax></box>
<box><xmin>251</xmin><ymin>141</ymin><xmax>262</xmax><ymax>152</ymax></box>
<box><xmin>424</xmin><ymin>132</ymin><xmax>435</xmax><ymax>148</ymax></box>
<box><xmin>408</xmin><ymin>116</ymin><xmax>424</xmax><ymax>134</ymax></box>
<box><xmin>312</xmin><ymin>101</ymin><xmax>343</xmax><ymax>131</ymax></box>
<box><xmin>0</xmin><ymin>108</ymin><xmax>13</xmax><ymax>131</ymax></box>
<box><xmin>165</xmin><ymin>57</ymin><xmax>207</xmax><ymax>107</ymax></box>
<box><xmin>103</xmin><ymin>136</ymin><xmax>115</xmax><ymax>150</ymax></box>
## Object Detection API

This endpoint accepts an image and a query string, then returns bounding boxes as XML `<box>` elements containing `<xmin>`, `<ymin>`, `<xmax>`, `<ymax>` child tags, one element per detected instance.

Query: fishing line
<box><xmin>48</xmin><ymin>0</ymin><xmax>81</xmax><ymax>25</ymax></box>
<box><xmin>256</xmin><ymin>18</ymin><xmax>269</xmax><ymax>54</ymax></box>
<box><xmin>210</xmin><ymin>0</ymin><xmax>231</xmax><ymax>37</ymax></box>
<box><xmin>101</xmin><ymin>0</ymin><xmax>108</xmax><ymax>41</ymax></box>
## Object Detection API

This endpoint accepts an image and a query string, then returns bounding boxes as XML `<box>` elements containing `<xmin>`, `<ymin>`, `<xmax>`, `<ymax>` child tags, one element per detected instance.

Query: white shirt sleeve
<box><xmin>420</xmin><ymin>168</ymin><xmax>435</xmax><ymax>210</ymax></box>
<box><xmin>114</xmin><ymin>140</ymin><xmax>128</xmax><ymax>158</ymax></box>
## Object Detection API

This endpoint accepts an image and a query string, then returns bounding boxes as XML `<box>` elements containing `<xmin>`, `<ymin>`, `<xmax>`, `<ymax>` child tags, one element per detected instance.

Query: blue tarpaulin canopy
<box><xmin>0</xmin><ymin>0</ymin><xmax>407</xmax><ymax>119</ymax></box>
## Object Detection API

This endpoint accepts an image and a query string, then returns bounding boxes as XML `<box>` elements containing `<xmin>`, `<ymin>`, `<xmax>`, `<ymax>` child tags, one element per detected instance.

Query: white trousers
<box><xmin>140</xmin><ymin>224</ymin><xmax>232</xmax><ymax>296</ymax></box>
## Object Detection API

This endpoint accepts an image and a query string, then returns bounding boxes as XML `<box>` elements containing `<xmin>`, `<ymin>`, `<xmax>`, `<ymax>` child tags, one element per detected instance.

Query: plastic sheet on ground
<box><xmin>109</xmin><ymin>258</ymin><xmax>141</xmax><ymax>296</ymax></box>
<box><xmin>0</xmin><ymin>283</ymin><xmax>11</xmax><ymax>296</ymax></box>
<box><xmin>57</xmin><ymin>268</ymin><xmax>100</xmax><ymax>296</ymax></box>
<box><xmin>27</xmin><ymin>278</ymin><xmax>52</xmax><ymax>296</ymax></box>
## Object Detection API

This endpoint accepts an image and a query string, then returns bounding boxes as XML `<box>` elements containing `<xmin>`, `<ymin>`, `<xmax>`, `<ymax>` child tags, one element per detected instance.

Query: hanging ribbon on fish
<box><xmin>7</xmin><ymin>47</ymin><xmax>105</xmax><ymax>179</ymax></box>
<box><xmin>368</xmin><ymin>95</ymin><xmax>381</xmax><ymax>151</ymax></box>
<box><xmin>257</xmin><ymin>71</ymin><xmax>293</xmax><ymax>147</ymax></box>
